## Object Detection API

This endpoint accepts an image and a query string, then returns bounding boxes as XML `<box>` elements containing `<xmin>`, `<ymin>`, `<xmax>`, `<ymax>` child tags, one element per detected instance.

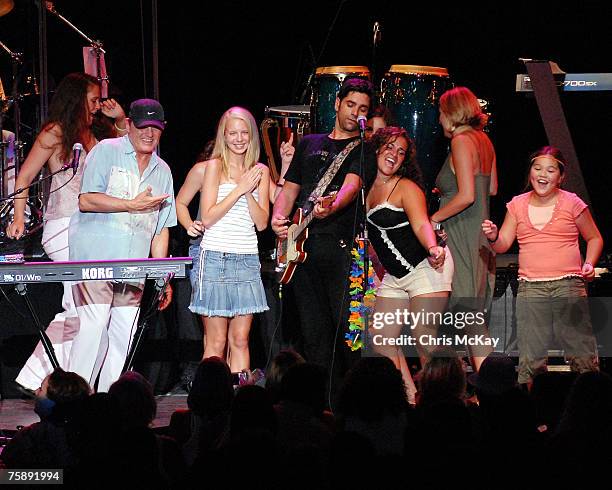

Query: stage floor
<box><xmin>0</xmin><ymin>394</ymin><xmax>188</xmax><ymax>432</ymax></box>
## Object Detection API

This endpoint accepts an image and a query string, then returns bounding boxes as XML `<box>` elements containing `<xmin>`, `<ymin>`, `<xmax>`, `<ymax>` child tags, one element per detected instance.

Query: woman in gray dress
<box><xmin>431</xmin><ymin>86</ymin><xmax>497</xmax><ymax>372</ymax></box>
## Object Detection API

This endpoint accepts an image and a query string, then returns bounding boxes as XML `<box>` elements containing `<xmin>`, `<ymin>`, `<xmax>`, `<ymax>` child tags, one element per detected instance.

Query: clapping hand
<box><xmin>238</xmin><ymin>166</ymin><xmax>263</xmax><ymax>195</ymax></box>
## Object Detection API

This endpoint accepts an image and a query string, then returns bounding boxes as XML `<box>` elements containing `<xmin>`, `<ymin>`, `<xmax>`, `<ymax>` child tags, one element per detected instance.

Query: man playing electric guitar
<box><xmin>275</xmin><ymin>191</ymin><xmax>337</xmax><ymax>284</ymax></box>
<box><xmin>271</xmin><ymin>78</ymin><xmax>376</xmax><ymax>395</ymax></box>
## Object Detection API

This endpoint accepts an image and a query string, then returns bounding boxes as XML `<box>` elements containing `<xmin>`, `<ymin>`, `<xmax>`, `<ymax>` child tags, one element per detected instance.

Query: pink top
<box><xmin>506</xmin><ymin>189</ymin><xmax>587</xmax><ymax>280</ymax></box>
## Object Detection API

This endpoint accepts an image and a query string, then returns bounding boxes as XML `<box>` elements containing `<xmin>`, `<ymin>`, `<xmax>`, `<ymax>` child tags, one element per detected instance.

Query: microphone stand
<box><xmin>358</xmin><ymin>132</ymin><xmax>370</xmax><ymax>350</ymax></box>
<box><xmin>0</xmin><ymin>159</ymin><xmax>76</xmax><ymax>203</ymax></box>
<box><xmin>45</xmin><ymin>3</ymin><xmax>109</xmax><ymax>91</ymax></box>
<box><xmin>297</xmin><ymin>0</ymin><xmax>347</xmax><ymax>105</ymax></box>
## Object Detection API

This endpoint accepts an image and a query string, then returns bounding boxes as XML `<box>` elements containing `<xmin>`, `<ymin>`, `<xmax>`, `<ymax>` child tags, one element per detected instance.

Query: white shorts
<box><xmin>376</xmin><ymin>247</ymin><xmax>454</xmax><ymax>300</ymax></box>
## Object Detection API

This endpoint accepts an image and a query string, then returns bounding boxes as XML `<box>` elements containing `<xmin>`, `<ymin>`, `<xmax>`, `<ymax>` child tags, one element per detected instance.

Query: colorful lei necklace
<box><xmin>345</xmin><ymin>238</ymin><xmax>377</xmax><ymax>351</ymax></box>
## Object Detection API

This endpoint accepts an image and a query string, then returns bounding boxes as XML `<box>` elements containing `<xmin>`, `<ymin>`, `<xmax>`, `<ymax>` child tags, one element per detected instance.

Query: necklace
<box><xmin>376</xmin><ymin>175</ymin><xmax>395</xmax><ymax>186</ymax></box>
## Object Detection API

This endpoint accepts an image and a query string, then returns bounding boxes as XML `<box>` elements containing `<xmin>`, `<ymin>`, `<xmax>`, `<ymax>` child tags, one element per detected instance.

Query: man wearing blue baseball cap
<box><xmin>67</xmin><ymin>98</ymin><xmax>177</xmax><ymax>392</ymax></box>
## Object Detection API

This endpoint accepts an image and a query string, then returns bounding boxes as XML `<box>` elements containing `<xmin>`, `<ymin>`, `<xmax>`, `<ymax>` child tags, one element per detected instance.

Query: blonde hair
<box><xmin>212</xmin><ymin>106</ymin><xmax>260</xmax><ymax>178</ymax></box>
<box><xmin>439</xmin><ymin>86</ymin><xmax>488</xmax><ymax>130</ymax></box>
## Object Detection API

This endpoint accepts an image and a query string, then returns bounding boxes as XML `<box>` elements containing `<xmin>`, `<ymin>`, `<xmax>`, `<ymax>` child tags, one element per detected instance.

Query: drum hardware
<box><xmin>0</xmin><ymin>40</ymin><xmax>45</xmax><ymax>243</ymax></box>
<box><xmin>0</xmin><ymin>154</ymin><xmax>75</xmax><ymax>243</ymax></box>
<box><xmin>0</xmin><ymin>39</ymin><xmax>29</xmax><ymax>196</ymax></box>
<box><xmin>478</xmin><ymin>97</ymin><xmax>494</xmax><ymax>134</ymax></box>
<box><xmin>0</xmin><ymin>0</ymin><xmax>13</xmax><ymax>17</ymax></box>
<box><xmin>260</xmin><ymin>105</ymin><xmax>311</xmax><ymax>183</ymax></box>
<box><xmin>45</xmin><ymin>2</ymin><xmax>109</xmax><ymax>94</ymax></box>
<box><xmin>297</xmin><ymin>0</ymin><xmax>349</xmax><ymax>105</ymax></box>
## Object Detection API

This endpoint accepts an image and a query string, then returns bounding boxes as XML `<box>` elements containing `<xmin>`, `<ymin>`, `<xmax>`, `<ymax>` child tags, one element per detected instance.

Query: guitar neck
<box><xmin>294</xmin><ymin>209</ymin><xmax>316</xmax><ymax>237</ymax></box>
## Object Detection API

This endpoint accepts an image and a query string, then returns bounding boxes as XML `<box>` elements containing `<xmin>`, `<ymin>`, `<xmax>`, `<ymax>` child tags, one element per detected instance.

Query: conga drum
<box><xmin>380</xmin><ymin>65</ymin><xmax>453</xmax><ymax>191</ymax></box>
<box><xmin>260</xmin><ymin>105</ymin><xmax>311</xmax><ymax>182</ymax></box>
<box><xmin>311</xmin><ymin>66</ymin><xmax>371</xmax><ymax>134</ymax></box>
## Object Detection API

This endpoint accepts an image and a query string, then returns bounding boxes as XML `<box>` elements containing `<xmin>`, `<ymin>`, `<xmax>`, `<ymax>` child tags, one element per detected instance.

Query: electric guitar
<box><xmin>276</xmin><ymin>192</ymin><xmax>337</xmax><ymax>284</ymax></box>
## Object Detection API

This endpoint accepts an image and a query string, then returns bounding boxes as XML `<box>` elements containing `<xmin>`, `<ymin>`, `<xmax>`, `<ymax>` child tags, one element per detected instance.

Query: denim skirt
<box><xmin>189</xmin><ymin>249</ymin><xmax>269</xmax><ymax>317</ymax></box>
<box><xmin>187</xmin><ymin>241</ymin><xmax>201</xmax><ymax>309</ymax></box>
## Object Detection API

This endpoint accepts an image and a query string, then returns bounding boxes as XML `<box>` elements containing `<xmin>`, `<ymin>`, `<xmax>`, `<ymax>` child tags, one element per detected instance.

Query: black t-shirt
<box><xmin>284</xmin><ymin>134</ymin><xmax>377</xmax><ymax>243</ymax></box>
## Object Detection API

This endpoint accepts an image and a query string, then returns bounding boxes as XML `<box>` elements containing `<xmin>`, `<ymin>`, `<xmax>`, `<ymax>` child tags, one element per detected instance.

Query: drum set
<box><xmin>261</xmin><ymin>64</ymin><xmax>456</xmax><ymax>190</ymax></box>
<box><xmin>0</xmin><ymin>0</ymin><xmax>44</xmax><ymax>250</ymax></box>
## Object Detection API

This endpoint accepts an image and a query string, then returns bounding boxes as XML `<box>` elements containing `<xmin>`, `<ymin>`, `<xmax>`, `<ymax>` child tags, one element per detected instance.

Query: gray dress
<box><xmin>435</xmin><ymin>153</ymin><xmax>495</xmax><ymax>315</ymax></box>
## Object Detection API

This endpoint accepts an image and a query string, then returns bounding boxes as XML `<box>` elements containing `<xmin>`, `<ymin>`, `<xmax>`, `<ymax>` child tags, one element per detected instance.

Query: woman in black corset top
<box><xmin>367</xmin><ymin>127</ymin><xmax>454</xmax><ymax>403</ymax></box>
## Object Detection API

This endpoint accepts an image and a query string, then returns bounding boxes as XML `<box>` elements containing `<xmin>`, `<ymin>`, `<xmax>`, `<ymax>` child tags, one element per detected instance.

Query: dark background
<box><xmin>1</xmin><ymin>0</ymin><xmax>610</xmax><ymax>242</ymax></box>
<box><xmin>0</xmin><ymin>0</ymin><xmax>611</xmax><ymax>395</ymax></box>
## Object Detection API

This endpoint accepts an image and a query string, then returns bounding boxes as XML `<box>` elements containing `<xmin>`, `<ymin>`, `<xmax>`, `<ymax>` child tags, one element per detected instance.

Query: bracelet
<box><xmin>431</xmin><ymin>219</ymin><xmax>442</xmax><ymax>231</ymax></box>
<box><xmin>276</xmin><ymin>182</ymin><xmax>284</xmax><ymax>187</ymax></box>
<box><xmin>114</xmin><ymin>122</ymin><xmax>128</xmax><ymax>132</ymax></box>
<box><xmin>487</xmin><ymin>235</ymin><xmax>498</xmax><ymax>244</ymax></box>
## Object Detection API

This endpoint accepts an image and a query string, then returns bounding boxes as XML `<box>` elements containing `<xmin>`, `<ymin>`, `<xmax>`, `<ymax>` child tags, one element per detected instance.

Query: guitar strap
<box><xmin>306</xmin><ymin>138</ymin><xmax>362</xmax><ymax>205</ymax></box>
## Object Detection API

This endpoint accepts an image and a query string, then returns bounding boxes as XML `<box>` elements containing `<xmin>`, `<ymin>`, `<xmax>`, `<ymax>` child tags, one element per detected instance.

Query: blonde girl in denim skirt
<box><xmin>191</xmin><ymin>107</ymin><xmax>270</xmax><ymax>372</ymax></box>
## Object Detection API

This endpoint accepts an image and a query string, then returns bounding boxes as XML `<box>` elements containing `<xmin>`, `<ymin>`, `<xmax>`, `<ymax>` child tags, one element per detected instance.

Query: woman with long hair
<box><xmin>431</xmin><ymin>86</ymin><xmax>497</xmax><ymax>372</ymax></box>
<box><xmin>7</xmin><ymin>72</ymin><xmax>127</xmax><ymax>392</ymax></box>
<box><xmin>367</xmin><ymin>126</ymin><xmax>453</xmax><ymax>403</ymax></box>
<box><xmin>191</xmin><ymin>106</ymin><xmax>269</xmax><ymax>373</ymax></box>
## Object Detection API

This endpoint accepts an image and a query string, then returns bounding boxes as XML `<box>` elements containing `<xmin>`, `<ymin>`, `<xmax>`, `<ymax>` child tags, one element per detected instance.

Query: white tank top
<box><xmin>200</xmin><ymin>183</ymin><xmax>258</xmax><ymax>254</ymax></box>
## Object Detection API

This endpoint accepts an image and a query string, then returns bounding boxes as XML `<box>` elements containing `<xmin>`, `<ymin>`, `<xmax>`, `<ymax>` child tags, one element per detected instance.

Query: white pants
<box><xmin>68</xmin><ymin>280</ymin><xmax>143</xmax><ymax>392</ymax></box>
<box><xmin>15</xmin><ymin>217</ymin><xmax>80</xmax><ymax>390</ymax></box>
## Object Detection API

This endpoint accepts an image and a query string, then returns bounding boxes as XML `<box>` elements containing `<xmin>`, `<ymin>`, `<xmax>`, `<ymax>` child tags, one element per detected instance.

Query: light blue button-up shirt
<box><xmin>69</xmin><ymin>135</ymin><xmax>176</xmax><ymax>261</ymax></box>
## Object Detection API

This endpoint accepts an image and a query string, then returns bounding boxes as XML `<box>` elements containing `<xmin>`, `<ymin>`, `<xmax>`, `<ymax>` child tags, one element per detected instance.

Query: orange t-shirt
<box><xmin>506</xmin><ymin>190</ymin><xmax>587</xmax><ymax>280</ymax></box>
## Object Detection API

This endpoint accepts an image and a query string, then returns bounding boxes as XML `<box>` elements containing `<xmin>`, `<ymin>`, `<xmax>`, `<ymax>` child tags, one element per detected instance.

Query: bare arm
<box><xmin>200</xmin><ymin>159</ymin><xmax>262</xmax><ymax>229</ymax></box>
<box><xmin>401</xmin><ymin>179</ymin><xmax>444</xmax><ymax>268</ymax></box>
<box><xmin>313</xmin><ymin>173</ymin><xmax>361</xmax><ymax>219</ymax></box>
<box><xmin>431</xmin><ymin>134</ymin><xmax>476</xmax><ymax>223</ymax></box>
<box><xmin>79</xmin><ymin>185</ymin><xmax>169</xmax><ymax>213</ymax></box>
<box><xmin>482</xmin><ymin>211</ymin><xmax>518</xmax><ymax>254</ymax></box>
<box><xmin>245</xmin><ymin>164</ymin><xmax>270</xmax><ymax>231</ymax></box>
<box><xmin>100</xmin><ymin>98</ymin><xmax>127</xmax><ymax>135</ymax></box>
<box><xmin>271</xmin><ymin>181</ymin><xmax>300</xmax><ymax>239</ymax></box>
<box><xmin>490</xmin><ymin>154</ymin><xmax>498</xmax><ymax>196</ymax></box>
<box><xmin>402</xmin><ymin>180</ymin><xmax>438</xmax><ymax>251</ymax></box>
<box><xmin>576</xmin><ymin>208</ymin><xmax>604</xmax><ymax>279</ymax></box>
<box><xmin>150</xmin><ymin>227</ymin><xmax>170</xmax><ymax>258</ymax></box>
<box><xmin>7</xmin><ymin>127</ymin><xmax>60</xmax><ymax>239</ymax></box>
<box><xmin>176</xmin><ymin>161</ymin><xmax>206</xmax><ymax>236</ymax></box>
<box><xmin>270</xmin><ymin>133</ymin><xmax>295</xmax><ymax>203</ymax></box>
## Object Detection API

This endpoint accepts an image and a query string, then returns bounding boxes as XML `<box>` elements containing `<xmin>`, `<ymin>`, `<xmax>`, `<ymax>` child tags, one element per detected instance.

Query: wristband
<box><xmin>487</xmin><ymin>235</ymin><xmax>498</xmax><ymax>244</ymax></box>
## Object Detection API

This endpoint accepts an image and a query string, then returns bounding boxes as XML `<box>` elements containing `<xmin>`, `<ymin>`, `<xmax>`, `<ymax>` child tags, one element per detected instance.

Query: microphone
<box><xmin>373</xmin><ymin>22</ymin><xmax>381</xmax><ymax>46</ymax></box>
<box><xmin>357</xmin><ymin>115</ymin><xmax>367</xmax><ymax>139</ymax></box>
<box><xmin>70</xmin><ymin>143</ymin><xmax>83</xmax><ymax>175</ymax></box>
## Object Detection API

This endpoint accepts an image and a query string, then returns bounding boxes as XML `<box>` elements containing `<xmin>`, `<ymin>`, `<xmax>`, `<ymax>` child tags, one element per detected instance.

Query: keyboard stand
<box><xmin>15</xmin><ymin>283</ymin><xmax>60</xmax><ymax>370</ymax></box>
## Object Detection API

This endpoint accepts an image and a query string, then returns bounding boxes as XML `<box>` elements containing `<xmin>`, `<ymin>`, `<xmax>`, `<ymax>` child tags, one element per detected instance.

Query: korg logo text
<box><xmin>82</xmin><ymin>267</ymin><xmax>114</xmax><ymax>280</ymax></box>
